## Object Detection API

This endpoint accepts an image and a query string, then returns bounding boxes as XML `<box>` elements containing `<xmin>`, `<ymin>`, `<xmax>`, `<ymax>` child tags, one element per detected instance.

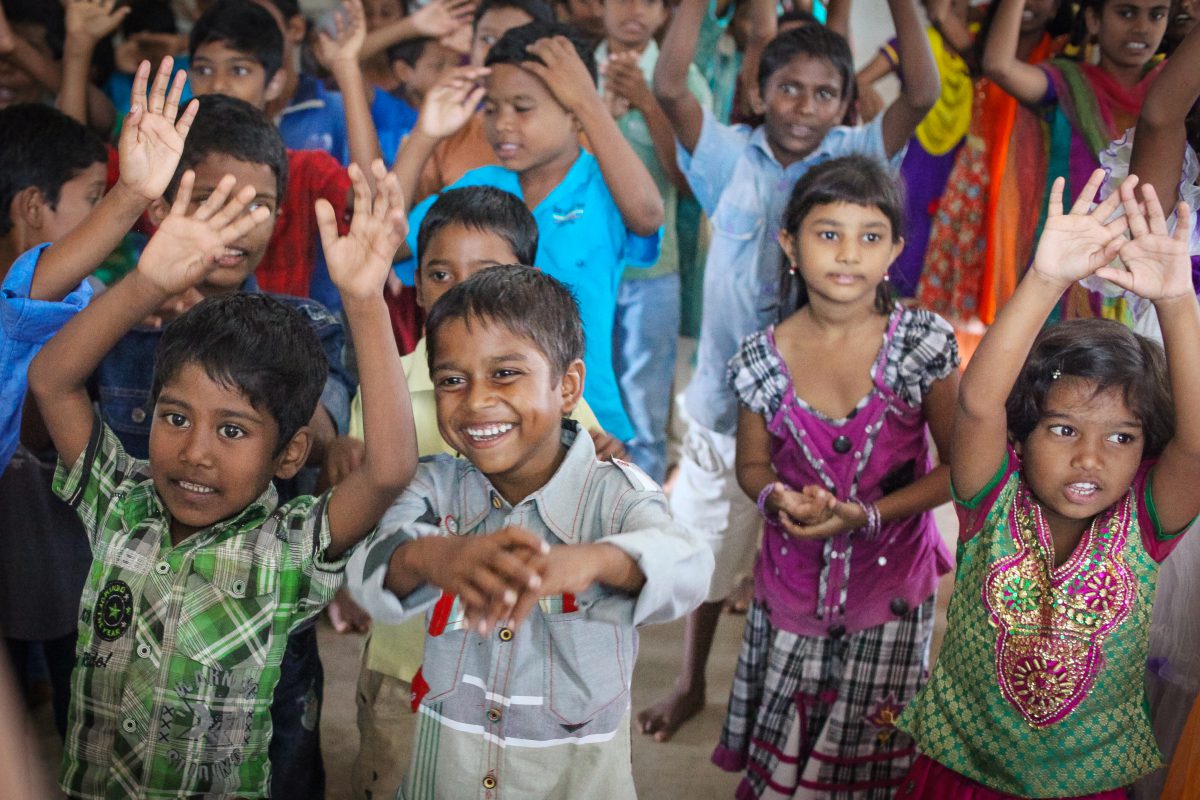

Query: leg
<box><xmin>268</xmin><ymin>624</ymin><xmax>326</xmax><ymax>800</ymax></box>
<box><xmin>637</xmin><ymin>409</ymin><xmax>760</xmax><ymax>741</ymax></box>
<box><xmin>42</xmin><ymin>631</ymin><xmax>78</xmax><ymax>738</ymax></box>
<box><xmin>352</xmin><ymin>656</ymin><xmax>414</xmax><ymax>800</ymax></box>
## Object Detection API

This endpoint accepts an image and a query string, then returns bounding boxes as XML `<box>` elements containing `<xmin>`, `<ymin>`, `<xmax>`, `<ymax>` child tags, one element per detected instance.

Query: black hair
<box><xmin>417</xmin><ymin>186</ymin><xmax>539</xmax><ymax>266</ymax></box>
<box><xmin>425</xmin><ymin>264</ymin><xmax>584</xmax><ymax>377</ymax></box>
<box><xmin>260</xmin><ymin>0</ymin><xmax>302</xmax><ymax>20</ymax></box>
<box><xmin>387</xmin><ymin>36</ymin><xmax>433</xmax><ymax>68</ymax></box>
<box><xmin>758</xmin><ymin>23</ymin><xmax>854</xmax><ymax>99</ymax></box>
<box><xmin>777</xmin><ymin>8</ymin><xmax>818</xmax><ymax>27</ymax></box>
<box><xmin>1007</xmin><ymin>319</ymin><xmax>1173</xmax><ymax>457</ymax></box>
<box><xmin>3</xmin><ymin>0</ymin><xmax>66</xmax><ymax>57</ymax></box>
<box><xmin>123</xmin><ymin>0</ymin><xmax>179</xmax><ymax>36</ymax></box>
<box><xmin>474</xmin><ymin>0</ymin><xmax>557</xmax><ymax>27</ymax></box>
<box><xmin>189</xmin><ymin>0</ymin><xmax>284</xmax><ymax>83</ymax></box>
<box><xmin>153</xmin><ymin>294</ymin><xmax>328</xmax><ymax>455</ymax></box>
<box><xmin>776</xmin><ymin>155</ymin><xmax>903</xmax><ymax>320</ymax></box>
<box><xmin>0</xmin><ymin>104</ymin><xmax>107</xmax><ymax>237</ymax></box>
<box><xmin>166</xmin><ymin>94</ymin><xmax>288</xmax><ymax>203</ymax></box>
<box><xmin>485</xmin><ymin>20</ymin><xmax>598</xmax><ymax>85</ymax></box>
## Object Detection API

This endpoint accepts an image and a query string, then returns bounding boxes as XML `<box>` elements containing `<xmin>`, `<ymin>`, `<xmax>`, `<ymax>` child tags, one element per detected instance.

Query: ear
<box><xmin>748</xmin><ymin>85</ymin><xmax>765</xmax><ymax>116</ymax></box>
<box><xmin>14</xmin><ymin>186</ymin><xmax>47</xmax><ymax>232</ymax></box>
<box><xmin>1084</xmin><ymin>6</ymin><xmax>1100</xmax><ymax>38</ymax></box>
<box><xmin>391</xmin><ymin>60</ymin><xmax>414</xmax><ymax>86</ymax></box>
<box><xmin>273</xmin><ymin>426</ymin><xmax>313</xmax><ymax>480</ymax></box>
<box><xmin>558</xmin><ymin>358</ymin><xmax>585</xmax><ymax>415</ymax></box>
<box><xmin>778</xmin><ymin>228</ymin><xmax>797</xmax><ymax>266</ymax></box>
<box><xmin>889</xmin><ymin>235</ymin><xmax>905</xmax><ymax>265</ymax></box>
<box><xmin>147</xmin><ymin>196</ymin><xmax>171</xmax><ymax>228</ymax></box>
<box><xmin>264</xmin><ymin>68</ymin><xmax>287</xmax><ymax>104</ymax></box>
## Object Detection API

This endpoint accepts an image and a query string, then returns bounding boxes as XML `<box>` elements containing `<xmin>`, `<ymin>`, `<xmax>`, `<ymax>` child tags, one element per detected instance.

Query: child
<box><xmin>714</xmin><ymin>155</ymin><xmax>959</xmax><ymax>797</ymax></box>
<box><xmin>394</xmin><ymin>20</ymin><xmax>665</xmax><ymax>444</ymax></box>
<box><xmin>346</xmin><ymin>264</ymin><xmax>713</xmax><ymax>799</ymax></box>
<box><xmin>983</xmin><ymin>0</ymin><xmax>1168</xmax><ymax>321</ymax></box>
<box><xmin>387</xmin><ymin>36</ymin><xmax>457</xmax><ymax>113</ymax></box>
<box><xmin>639</xmin><ymin>0</ymin><xmax>940</xmax><ymax>741</ymax></box>
<box><xmin>596</xmin><ymin>0</ymin><xmax>711</xmax><ymax>482</ymax></box>
<box><xmin>897</xmin><ymin>170</ymin><xmax>1200</xmax><ymax>797</ymax></box>
<box><xmin>27</xmin><ymin>160</ymin><xmax>417</xmax><ymax>798</ymax></box>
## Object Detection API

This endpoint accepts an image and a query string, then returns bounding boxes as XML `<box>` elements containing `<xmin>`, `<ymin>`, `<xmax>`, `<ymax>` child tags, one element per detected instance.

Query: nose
<box><xmin>1071</xmin><ymin>437</ymin><xmax>1102</xmax><ymax>471</ymax></box>
<box><xmin>211</xmin><ymin>70</ymin><xmax>231</xmax><ymax>94</ymax></box>
<box><xmin>179</xmin><ymin>427</ymin><xmax>214</xmax><ymax>467</ymax></box>
<box><xmin>464</xmin><ymin>380</ymin><xmax>498</xmax><ymax>412</ymax></box>
<box><xmin>493</xmin><ymin>106</ymin><xmax>515</xmax><ymax>133</ymax></box>
<box><xmin>837</xmin><ymin>237</ymin><xmax>861</xmax><ymax>264</ymax></box>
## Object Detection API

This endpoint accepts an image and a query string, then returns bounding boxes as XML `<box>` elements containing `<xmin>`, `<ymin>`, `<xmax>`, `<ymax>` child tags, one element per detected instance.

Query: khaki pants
<box><xmin>351</xmin><ymin>657</ymin><xmax>415</xmax><ymax>800</ymax></box>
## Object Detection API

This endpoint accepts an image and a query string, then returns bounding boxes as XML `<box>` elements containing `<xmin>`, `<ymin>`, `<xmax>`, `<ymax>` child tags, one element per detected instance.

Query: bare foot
<box><xmin>637</xmin><ymin>684</ymin><xmax>705</xmax><ymax>742</ymax></box>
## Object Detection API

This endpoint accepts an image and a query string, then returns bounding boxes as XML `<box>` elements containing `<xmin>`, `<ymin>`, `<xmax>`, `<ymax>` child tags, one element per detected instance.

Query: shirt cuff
<box><xmin>600</xmin><ymin>527</ymin><xmax>714</xmax><ymax>626</ymax></box>
<box><xmin>345</xmin><ymin>525</ymin><xmax>442</xmax><ymax>622</ymax></box>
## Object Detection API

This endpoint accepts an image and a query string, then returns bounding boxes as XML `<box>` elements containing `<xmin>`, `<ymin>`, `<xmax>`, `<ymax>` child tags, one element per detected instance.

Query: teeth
<box><xmin>1069</xmin><ymin>482</ymin><xmax>1098</xmax><ymax>493</ymax></box>
<box><xmin>179</xmin><ymin>480</ymin><xmax>215</xmax><ymax>494</ymax></box>
<box><xmin>1126</xmin><ymin>42</ymin><xmax>1147</xmax><ymax>49</ymax></box>
<box><xmin>466</xmin><ymin>423</ymin><xmax>514</xmax><ymax>439</ymax></box>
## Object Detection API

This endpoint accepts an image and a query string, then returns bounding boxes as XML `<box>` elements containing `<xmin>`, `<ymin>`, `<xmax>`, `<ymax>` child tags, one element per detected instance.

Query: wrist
<box><xmin>64</xmin><ymin>32</ymin><xmax>100</xmax><ymax>53</ymax></box>
<box><xmin>1153</xmin><ymin>293</ymin><xmax>1199</xmax><ymax>313</ymax></box>
<box><xmin>107</xmin><ymin>179</ymin><xmax>155</xmax><ymax>214</ymax></box>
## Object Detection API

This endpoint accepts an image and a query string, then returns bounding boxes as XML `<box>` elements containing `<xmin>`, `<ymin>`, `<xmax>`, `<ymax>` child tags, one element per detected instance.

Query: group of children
<box><xmin>1</xmin><ymin>0</ymin><xmax>1200</xmax><ymax>798</ymax></box>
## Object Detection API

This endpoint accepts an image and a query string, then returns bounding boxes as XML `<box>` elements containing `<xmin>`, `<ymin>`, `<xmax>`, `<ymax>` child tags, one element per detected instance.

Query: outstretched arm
<box><xmin>855</xmin><ymin>51</ymin><xmax>895</xmax><ymax>123</ymax></box>
<box><xmin>525</xmin><ymin>37</ymin><xmax>663</xmax><ymax>235</ymax></box>
<box><xmin>981</xmin><ymin>0</ymin><xmax>1050</xmax><ymax>107</ymax></box>
<box><xmin>953</xmin><ymin>170</ymin><xmax>1128</xmax><ymax>498</ymax></box>
<box><xmin>31</xmin><ymin>59</ymin><xmax>198</xmax><ymax>302</ymax></box>
<box><xmin>879</xmin><ymin>0</ymin><xmax>940</xmax><ymax>158</ymax></box>
<box><xmin>652</xmin><ymin>0</ymin><xmax>706</xmax><ymax>154</ymax></box>
<box><xmin>29</xmin><ymin>174</ymin><xmax>270</xmax><ymax>467</ymax></box>
<box><xmin>926</xmin><ymin>0</ymin><xmax>973</xmax><ymax>58</ymax></box>
<box><xmin>315</xmin><ymin>0</ymin><xmax>383</xmax><ymax>185</ymax></box>
<box><xmin>1095</xmin><ymin>182</ymin><xmax>1200</xmax><ymax>533</ymax></box>
<box><xmin>1129</xmin><ymin>22</ymin><xmax>1200</xmax><ymax>211</ymax></box>
<box><xmin>358</xmin><ymin>0</ymin><xmax>474</xmax><ymax>62</ymax></box>
<box><xmin>58</xmin><ymin>0</ymin><xmax>126</xmax><ymax>130</ymax></box>
<box><xmin>318</xmin><ymin>162</ymin><xmax>418</xmax><ymax>557</ymax></box>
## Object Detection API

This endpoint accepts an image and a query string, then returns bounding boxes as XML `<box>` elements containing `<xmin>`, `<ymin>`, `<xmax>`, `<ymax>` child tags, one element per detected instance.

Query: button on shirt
<box><xmin>397</xmin><ymin>153</ymin><xmax>662</xmax><ymax>442</ymax></box>
<box><xmin>52</xmin><ymin>419</ymin><xmax>349</xmax><ymax>799</ymax></box>
<box><xmin>0</xmin><ymin>242</ymin><xmax>93</xmax><ymax>471</ymax></box>
<box><xmin>680</xmin><ymin>109</ymin><xmax>899</xmax><ymax>435</ymax></box>
<box><xmin>347</xmin><ymin>422</ymin><xmax>713</xmax><ymax>799</ymax></box>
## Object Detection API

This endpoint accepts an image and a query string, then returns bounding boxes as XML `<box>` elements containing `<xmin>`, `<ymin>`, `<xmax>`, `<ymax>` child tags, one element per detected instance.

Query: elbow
<box><xmin>1138</xmin><ymin>95</ymin><xmax>1179</xmax><ymax>131</ymax></box>
<box><xmin>981</xmin><ymin>52</ymin><xmax>1009</xmax><ymax>85</ymax></box>
<box><xmin>631</xmin><ymin>198</ymin><xmax>665</xmax><ymax>237</ymax></box>
<box><xmin>652</xmin><ymin>74</ymin><xmax>687</xmax><ymax>107</ymax></box>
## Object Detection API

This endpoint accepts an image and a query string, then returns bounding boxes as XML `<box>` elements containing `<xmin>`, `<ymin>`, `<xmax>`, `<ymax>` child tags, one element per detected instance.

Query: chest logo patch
<box><xmin>94</xmin><ymin>580</ymin><xmax>134</xmax><ymax>641</ymax></box>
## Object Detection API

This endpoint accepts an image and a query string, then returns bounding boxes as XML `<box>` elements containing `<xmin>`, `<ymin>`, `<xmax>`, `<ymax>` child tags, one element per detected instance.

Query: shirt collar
<box><xmin>280</xmin><ymin>73</ymin><xmax>328</xmax><ymax>116</ymax></box>
<box><xmin>747</xmin><ymin>121</ymin><xmax>845</xmax><ymax>172</ymax></box>
<box><xmin>122</xmin><ymin>478</ymin><xmax>280</xmax><ymax>545</ymax></box>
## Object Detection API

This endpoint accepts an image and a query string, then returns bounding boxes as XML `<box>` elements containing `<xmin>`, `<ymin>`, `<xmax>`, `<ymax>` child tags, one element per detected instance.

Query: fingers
<box><xmin>164</xmin><ymin>64</ymin><xmax>187</xmax><ymax>123</ymax></box>
<box><xmin>1120</xmin><ymin>177</ymin><xmax>1150</xmax><ymax>239</ymax></box>
<box><xmin>347</xmin><ymin>162</ymin><xmax>373</xmax><ymax>233</ymax></box>
<box><xmin>130</xmin><ymin>59</ymin><xmax>151</xmax><ymax>114</ymax></box>
<box><xmin>315</xmin><ymin>198</ymin><xmax>341</xmax><ymax>255</ymax></box>
<box><xmin>1068</xmin><ymin>169</ymin><xmax>1108</xmax><ymax>215</ymax></box>
<box><xmin>169</xmin><ymin>170</ymin><xmax>196</xmax><ymax>217</ymax></box>
<box><xmin>1091</xmin><ymin>174</ymin><xmax>1127</xmax><ymax>222</ymax></box>
<box><xmin>1139</xmin><ymin>183</ymin><xmax>1169</xmax><ymax>237</ymax></box>
<box><xmin>1092</xmin><ymin>265</ymin><xmax>1136</xmax><ymax>292</ymax></box>
<box><xmin>148</xmin><ymin>55</ymin><xmax>173</xmax><ymax>116</ymax></box>
<box><xmin>175</xmin><ymin>97</ymin><xmax>199</xmax><ymax>139</ymax></box>
<box><xmin>219</xmin><ymin>198</ymin><xmax>272</xmax><ymax>246</ymax></box>
<box><xmin>1175</xmin><ymin>202</ymin><xmax>1193</xmax><ymax>243</ymax></box>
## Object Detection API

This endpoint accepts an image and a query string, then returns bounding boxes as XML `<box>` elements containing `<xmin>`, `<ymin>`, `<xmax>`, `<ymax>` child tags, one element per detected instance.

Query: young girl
<box><xmin>983</xmin><ymin>0</ymin><xmax>1168</xmax><ymax>320</ymax></box>
<box><xmin>897</xmin><ymin>169</ymin><xmax>1200</xmax><ymax>798</ymax></box>
<box><xmin>712</xmin><ymin>155</ymin><xmax>961</xmax><ymax>797</ymax></box>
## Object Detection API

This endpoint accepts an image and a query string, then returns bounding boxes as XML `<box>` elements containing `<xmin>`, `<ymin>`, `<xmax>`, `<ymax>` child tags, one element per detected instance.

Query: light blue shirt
<box><xmin>680</xmin><ymin>108</ymin><xmax>899</xmax><ymax>434</ymax></box>
<box><xmin>0</xmin><ymin>243</ymin><xmax>93</xmax><ymax>470</ymax></box>
<box><xmin>398</xmin><ymin>152</ymin><xmax>662</xmax><ymax>442</ymax></box>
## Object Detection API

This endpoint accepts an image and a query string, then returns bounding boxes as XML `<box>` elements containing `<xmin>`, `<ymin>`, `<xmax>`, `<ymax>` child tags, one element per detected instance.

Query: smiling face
<box><xmin>602</xmin><ymin>0</ymin><xmax>667</xmax><ymax>52</ymax></box>
<box><xmin>190</xmin><ymin>40</ymin><xmax>283</xmax><ymax>109</ymax></box>
<box><xmin>1167</xmin><ymin>0</ymin><xmax>1200</xmax><ymax>46</ymax></box>
<box><xmin>416</xmin><ymin>223</ymin><xmax>523</xmax><ymax>309</ymax></box>
<box><xmin>1017</xmin><ymin>378</ymin><xmax>1146</xmax><ymax>541</ymax></box>
<box><xmin>1086</xmin><ymin>0</ymin><xmax>1169</xmax><ymax>72</ymax></box>
<box><xmin>150</xmin><ymin>362</ymin><xmax>305</xmax><ymax>543</ymax></box>
<box><xmin>483</xmin><ymin>64</ymin><xmax>580</xmax><ymax>180</ymax></box>
<box><xmin>431</xmin><ymin>316</ymin><xmax>583</xmax><ymax>502</ymax></box>
<box><xmin>779</xmin><ymin>201</ymin><xmax>902</xmax><ymax>309</ymax></box>
<box><xmin>35</xmin><ymin>162</ymin><xmax>108</xmax><ymax>244</ymax></box>
<box><xmin>1020</xmin><ymin>0</ymin><xmax>1062</xmax><ymax>33</ymax></box>
<box><xmin>761</xmin><ymin>54</ymin><xmax>851</xmax><ymax>166</ymax></box>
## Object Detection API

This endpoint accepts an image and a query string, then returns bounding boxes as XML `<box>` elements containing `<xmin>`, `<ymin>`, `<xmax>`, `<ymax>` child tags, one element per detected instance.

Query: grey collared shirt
<box><xmin>347</xmin><ymin>422</ymin><xmax>713</xmax><ymax>799</ymax></box>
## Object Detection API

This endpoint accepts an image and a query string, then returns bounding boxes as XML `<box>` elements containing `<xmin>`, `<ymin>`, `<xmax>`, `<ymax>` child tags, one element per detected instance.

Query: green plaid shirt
<box><xmin>52</xmin><ymin>419</ymin><xmax>348</xmax><ymax>799</ymax></box>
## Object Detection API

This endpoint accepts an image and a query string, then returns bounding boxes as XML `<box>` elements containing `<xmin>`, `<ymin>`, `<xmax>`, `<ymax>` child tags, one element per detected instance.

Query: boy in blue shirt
<box><xmin>393</xmin><ymin>20</ymin><xmax>665</xmax><ymax>444</ymax></box>
<box><xmin>638</xmin><ymin>0</ymin><xmax>940</xmax><ymax>741</ymax></box>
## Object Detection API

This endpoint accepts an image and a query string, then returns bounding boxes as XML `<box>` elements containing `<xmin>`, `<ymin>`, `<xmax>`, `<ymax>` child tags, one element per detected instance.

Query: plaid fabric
<box><xmin>52</xmin><ymin>419</ymin><xmax>347</xmax><ymax>799</ymax></box>
<box><xmin>715</xmin><ymin>597</ymin><xmax>935</xmax><ymax>799</ymax></box>
<box><xmin>727</xmin><ymin>307</ymin><xmax>959</xmax><ymax>418</ymax></box>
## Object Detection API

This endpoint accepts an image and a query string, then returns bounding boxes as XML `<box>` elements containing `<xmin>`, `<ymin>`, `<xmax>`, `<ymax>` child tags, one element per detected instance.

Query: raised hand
<box><xmin>118</xmin><ymin>58</ymin><xmax>198</xmax><ymax>202</ymax></box>
<box><xmin>417</xmin><ymin>67</ymin><xmax>488</xmax><ymax>139</ymax></box>
<box><xmin>314</xmin><ymin>0</ymin><xmax>367</xmax><ymax>71</ymax></box>
<box><xmin>410</xmin><ymin>0</ymin><xmax>476</xmax><ymax>39</ymax></box>
<box><xmin>602</xmin><ymin>52</ymin><xmax>651</xmax><ymax>116</ymax></box>
<box><xmin>524</xmin><ymin>35</ymin><xmax>598</xmax><ymax>114</ymax></box>
<box><xmin>136</xmin><ymin>171</ymin><xmax>271</xmax><ymax>297</ymax></box>
<box><xmin>65</xmin><ymin>0</ymin><xmax>130</xmax><ymax>47</ymax></box>
<box><xmin>1030</xmin><ymin>169</ymin><xmax>1130</xmax><ymax>287</ymax></box>
<box><xmin>317</xmin><ymin>160</ymin><xmax>408</xmax><ymax>302</ymax></box>
<box><xmin>1094</xmin><ymin>180</ymin><xmax>1194</xmax><ymax>303</ymax></box>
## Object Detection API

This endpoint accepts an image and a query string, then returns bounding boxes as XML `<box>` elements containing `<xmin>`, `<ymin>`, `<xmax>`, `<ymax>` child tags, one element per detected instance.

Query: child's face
<box><xmin>0</xmin><ymin>22</ymin><xmax>51</xmax><ymax>110</ymax></box>
<box><xmin>563</xmin><ymin>0</ymin><xmax>607</xmax><ymax>39</ymax></box>
<box><xmin>431</xmin><ymin>316</ymin><xmax>583</xmax><ymax>502</ymax></box>
<box><xmin>415</xmin><ymin>223</ymin><xmax>522</xmax><ymax>309</ymax></box>
<box><xmin>1017</xmin><ymin>378</ymin><xmax>1145</xmax><ymax>539</ymax></box>
<box><xmin>1167</xmin><ymin>0</ymin><xmax>1200</xmax><ymax>45</ymax></box>
<box><xmin>392</xmin><ymin>42</ymin><xmax>458</xmax><ymax>105</ymax></box>
<box><xmin>761</xmin><ymin>54</ymin><xmax>851</xmax><ymax>166</ymax></box>
<box><xmin>603</xmin><ymin>0</ymin><xmax>667</xmax><ymax>51</ymax></box>
<box><xmin>1020</xmin><ymin>0</ymin><xmax>1061</xmax><ymax>34</ymax></box>
<box><xmin>483</xmin><ymin>64</ymin><xmax>580</xmax><ymax>175</ymax></box>
<box><xmin>167</xmin><ymin>153</ymin><xmax>279</xmax><ymax>296</ymax></box>
<box><xmin>150</xmin><ymin>362</ymin><xmax>306</xmax><ymax>542</ymax></box>
<box><xmin>191</xmin><ymin>40</ymin><xmax>283</xmax><ymax>110</ymax></box>
<box><xmin>471</xmin><ymin>7</ymin><xmax>534</xmax><ymax>67</ymax></box>
<box><xmin>779</xmin><ymin>201</ymin><xmax>901</xmax><ymax>307</ymax></box>
<box><xmin>364</xmin><ymin>0</ymin><xmax>405</xmax><ymax>31</ymax></box>
<box><xmin>35</xmin><ymin>163</ymin><xmax>108</xmax><ymax>244</ymax></box>
<box><xmin>1086</xmin><ymin>0</ymin><xmax>1169</xmax><ymax>69</ymax></box>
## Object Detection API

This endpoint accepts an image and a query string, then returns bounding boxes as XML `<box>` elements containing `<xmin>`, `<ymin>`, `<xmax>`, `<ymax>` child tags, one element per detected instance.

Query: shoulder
<box><xmin>453</xmin><ymin>165</ymin><xmax>518</xmax><ymax>191</ymax></box>
<box><xmin>267</xmin><ymin>293</ymin><xmax>342</xmax><ymax>329</ymax></box>
<box><xmin>891</xmin><ymin>307</ymin><xmax>960</xmax><ymax>371</ymax></box>
<box><xmin>727</xmin><ymin>328</ymin><xmax>786</xmax><ymax>417</ymax></box>
<box><xmin>287</xmin><ymin>149</ymin><xmax>351</xmax><ymax>191</ymax></box>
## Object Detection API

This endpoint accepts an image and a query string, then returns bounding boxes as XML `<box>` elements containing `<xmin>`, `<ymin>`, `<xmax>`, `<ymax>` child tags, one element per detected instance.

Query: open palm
<box><xmin>418</xmin><ymin>68</ymin><xmax>488</xmax><ymax>139</ymax></box>
<box><xmin>1095</xmin><ymin>180</ymin><xmax>1194</xmax><ymax>302</ymax></box>
<box><xmin>318</xmin><ymin>161</ymin><xmax>408</xmax><ymax>302</ymax></box>
<box><xmin>119</xmin><ymin>58</ymin><xmax>198</xmax><ymax>201</ymax></box>
<box><xmin>1031</xmin><ymin>170</ymin><xmax>1129</xmax><ymax>286</ymax></box>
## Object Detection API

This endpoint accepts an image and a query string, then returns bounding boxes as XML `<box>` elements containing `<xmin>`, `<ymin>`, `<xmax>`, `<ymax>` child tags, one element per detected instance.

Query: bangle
<box><xmin>757</xmin><ymin>482</ymin><xmax>779</xmax><ymax>519</ymax></box>
<box><xmin>853</xmin><ymin>499</ymin><xmax>881</xmax><ymax>540</ymax></box>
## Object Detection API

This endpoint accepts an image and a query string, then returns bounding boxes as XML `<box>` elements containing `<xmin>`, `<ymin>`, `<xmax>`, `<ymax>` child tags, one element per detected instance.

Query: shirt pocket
<box><xmin>418</xmin><ymin>626</ymin><xmax>469</xmax><ymax>704</ymax></box>
<box><xmin>176</xmin><ymin>552</ymin><xmax>277</xmax><ymax>671</ymax></box>
<box><xmin>543</xmin><ymin>612</ymin><xmax>631</xmax><ymax>726</ymax></box>
<box><xmin>711</xmin><ymin>201</ymin><xmax>764</xmax><ymax>244</ymax></box>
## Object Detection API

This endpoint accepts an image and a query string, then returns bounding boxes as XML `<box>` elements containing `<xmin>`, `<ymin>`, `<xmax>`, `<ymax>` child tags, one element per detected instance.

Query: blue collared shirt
<box><xmin>0</xmin><ymin>243</ymin><xmax>94</xmax><ymax>471</ymax></box>
<box><xmin>398</xmin><ymin>152</ymin><xmax>662</xmax><ymax>442</ymax></box>
<box><xmin>680</xmin><ymin>108</ymin><xmax>899</xmax><ymax>434</ymax></box>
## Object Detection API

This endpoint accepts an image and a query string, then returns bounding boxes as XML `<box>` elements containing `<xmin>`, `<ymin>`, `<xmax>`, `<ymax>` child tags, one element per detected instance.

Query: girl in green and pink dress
<box><xmin>897</xmin><ymin>168</ymin><xmax>1200</xmax><ymax>799</ymax></box>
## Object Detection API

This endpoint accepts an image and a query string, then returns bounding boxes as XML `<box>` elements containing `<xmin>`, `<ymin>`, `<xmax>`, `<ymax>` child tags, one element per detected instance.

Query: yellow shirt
<box><xmin>350</xmin><ymin>337</ymin><xmax>602</xmax><ymax>681</ymax></box>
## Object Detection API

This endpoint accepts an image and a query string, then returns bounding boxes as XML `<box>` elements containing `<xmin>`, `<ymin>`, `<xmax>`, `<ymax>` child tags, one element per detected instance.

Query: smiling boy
<box><xmin>348</xmin><ymin>265</ymin><xmax>712</xmax><ymax>799</ymax></box>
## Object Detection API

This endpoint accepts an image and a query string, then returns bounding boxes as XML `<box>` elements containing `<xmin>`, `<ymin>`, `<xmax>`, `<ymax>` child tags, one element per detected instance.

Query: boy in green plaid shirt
<box><xmin>28</xmin><ymin>139</ymin><xmax>417</xmax><ymax>797</ymax></box>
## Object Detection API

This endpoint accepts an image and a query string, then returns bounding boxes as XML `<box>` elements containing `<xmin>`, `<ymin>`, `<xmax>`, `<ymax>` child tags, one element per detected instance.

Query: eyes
<box><xmin>1047</xmin><ymin>424</ymin><xmax>1137</xmax><ymax>445</ymax></box>
<box><xmin>777</xmin><ymin>83</ymin><xmax>838</xmax><ymax>101</ymax></box>
<box><xmin>814</xmin><ymin>230</ymin><xmax>885</xmax><ymax>244</ymax></box>
<box><xmin>159</xmin><ymin>412</ymin><xmax>247</xmax><ymax>440</ymax></box>
<box><xmin>435</xmin><ymin>368</ymin><xmax>523</xmax><ymax>389</ymax></box>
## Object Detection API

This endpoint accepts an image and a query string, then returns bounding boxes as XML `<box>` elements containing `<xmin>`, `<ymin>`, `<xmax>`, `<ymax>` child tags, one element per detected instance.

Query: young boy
<box><xmin>347</xmin><ymin>264</ymin><xmax>713</xmax><ymax>799</ymax></box>
<box><xmin>394</xmin><ymin>20</ymin><xmax>664</xmax><ymax>445</ymax></box>
<box><xmin>638</xmin><ymin>0</ymin><xmax>940</xmax><ymax>741</ymax></box>
<box><xmin>27</xmin><ymin>159</ymin><xmax>417</xmax><ymax>798</ymax></box>
<box><xmin>388</xmin><ymin>36</ymin><xmax>457</xmax><ymax>113</ymax></box>
<box><xmin>596</xmin><ymin>0</ymin><xmax>711</xmax><ymax>482</ymax></box>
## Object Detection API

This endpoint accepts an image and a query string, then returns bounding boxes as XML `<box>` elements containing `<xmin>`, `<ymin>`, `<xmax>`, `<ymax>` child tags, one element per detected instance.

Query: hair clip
<box><xmin>1051</xmin><ymin>369</ymin><xmax>1061</xmax><ymax>380</ymax></box>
